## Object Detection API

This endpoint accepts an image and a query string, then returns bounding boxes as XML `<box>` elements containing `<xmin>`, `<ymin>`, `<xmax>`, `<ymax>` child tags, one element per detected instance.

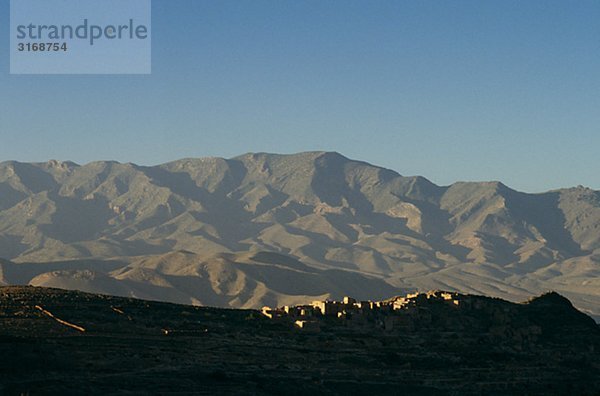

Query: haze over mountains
<box><xmin>0</xmin><ymin>152</ymin><xmax>598</xmax><ymax>318</ymax></box>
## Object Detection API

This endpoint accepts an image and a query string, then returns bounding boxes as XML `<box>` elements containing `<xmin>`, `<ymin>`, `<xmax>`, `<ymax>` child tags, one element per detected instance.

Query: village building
<box><xmin>294</xmin><ymin>320</ymin><xmax>320</xmax><ymax>333</ymax></box>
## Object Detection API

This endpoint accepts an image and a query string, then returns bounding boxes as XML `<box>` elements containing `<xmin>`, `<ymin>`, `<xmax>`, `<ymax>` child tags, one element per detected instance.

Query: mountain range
<box><xmin>0</xmin><ymin>152</ymin><xmax>598</xmax><ymax>318</ymax></box>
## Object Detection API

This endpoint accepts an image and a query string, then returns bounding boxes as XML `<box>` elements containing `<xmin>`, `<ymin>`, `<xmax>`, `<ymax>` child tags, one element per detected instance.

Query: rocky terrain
<box><xmin>0</xmin><ymin>286</ymin><xmax>598</xmax><ymax>395</ymax></box>
<box><xmin>0</xmin><ymin>152</ymin><xmax>598</xmax><ymax>318</ymax></box>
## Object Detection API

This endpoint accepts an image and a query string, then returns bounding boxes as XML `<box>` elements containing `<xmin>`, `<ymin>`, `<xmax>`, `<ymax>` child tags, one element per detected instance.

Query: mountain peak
<box><xmin>233</xmin><ymin>150</ymin><xmax>348</xmax><ymax>163</ymax></box>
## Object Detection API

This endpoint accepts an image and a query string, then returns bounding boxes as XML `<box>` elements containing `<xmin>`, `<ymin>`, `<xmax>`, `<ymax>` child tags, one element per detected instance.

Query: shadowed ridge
<box><xmin>0</xmin><ymin>161</ymin><xmax>60</xmax><ymax>193</ymax></box>
<box><xmin>0</xmin><ymin>257</ymin><xmax>13</xmax><ymax>265</ymax></box>
<box><xmin>525</xmin><ymin>291</ymin><xmax>574</xmax><ymax>308</ymax></box>
<box><xmin>524</xmin><ymin>291</ymin><xmax>600</xmax><ymax>337</ymax></box>
<box><xmin>244</xmin><ymin>251</ymin><xmax>315</xmax><ymax>272</ymax></box>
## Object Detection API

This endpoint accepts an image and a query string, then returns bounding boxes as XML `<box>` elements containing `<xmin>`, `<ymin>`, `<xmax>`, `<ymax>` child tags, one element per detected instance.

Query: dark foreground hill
<box><xmin>1</xmin><ymin>286</ymin><xmax>599</xmax><ymax>395</ymax></box>
<box><xmin>1</xmin><ymin>152</ymin><xmax>599</xmax><ymax>318</ymax></box>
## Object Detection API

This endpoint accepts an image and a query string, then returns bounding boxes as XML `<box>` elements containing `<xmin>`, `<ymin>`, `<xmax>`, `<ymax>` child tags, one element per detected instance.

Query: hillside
<box><xmin>1</xmin><ymin>286</ymin><xmax>599</xmax><ymax>395</ymax></box>
<box><xmin>0</xmin><ymin>152</ymin><xmax>598</xmax><ymax>317</ymax></box>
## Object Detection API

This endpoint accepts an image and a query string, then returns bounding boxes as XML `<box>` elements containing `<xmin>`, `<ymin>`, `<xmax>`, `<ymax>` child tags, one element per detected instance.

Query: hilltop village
<box><xmin>2</xmin><ymin>286</ymin><xmax>599</xmax><ymax>395</ymax></box>
<box><xmin>262</xmin><ymin>291</ymin><xmax>482</xmax><ymax>333</ymax></box>
<box><xmin>261</xmin><ymin>290</ymin><xmax>540</xmax><ymax>340</ymax></box>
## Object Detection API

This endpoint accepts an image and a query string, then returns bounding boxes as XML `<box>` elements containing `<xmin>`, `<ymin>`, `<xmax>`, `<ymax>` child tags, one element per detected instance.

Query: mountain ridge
<box><xmin>0</xmin><ymin>152</ymin><xmax>598</xmax><ymax>318</ymax></box>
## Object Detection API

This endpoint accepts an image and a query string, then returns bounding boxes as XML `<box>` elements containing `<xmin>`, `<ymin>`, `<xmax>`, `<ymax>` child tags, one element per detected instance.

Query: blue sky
<box><xmin>1</xmin><ymin>0</ymin><xmax>599</xmax><ymax>192</ymax></box>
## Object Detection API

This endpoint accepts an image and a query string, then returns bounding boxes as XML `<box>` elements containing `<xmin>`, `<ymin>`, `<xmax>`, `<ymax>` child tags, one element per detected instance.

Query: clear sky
<box><xmin>1</xmin><ymin>0</ymin><xmax>599</xmax><ymax>192</ymax></box>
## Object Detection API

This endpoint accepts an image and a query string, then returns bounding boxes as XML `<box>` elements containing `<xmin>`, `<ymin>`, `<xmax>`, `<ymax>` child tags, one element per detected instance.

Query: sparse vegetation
<box><xmin>0</xmin><ymin>286</ymin><xmax>598</xmax><ymax>395</ymax></box>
